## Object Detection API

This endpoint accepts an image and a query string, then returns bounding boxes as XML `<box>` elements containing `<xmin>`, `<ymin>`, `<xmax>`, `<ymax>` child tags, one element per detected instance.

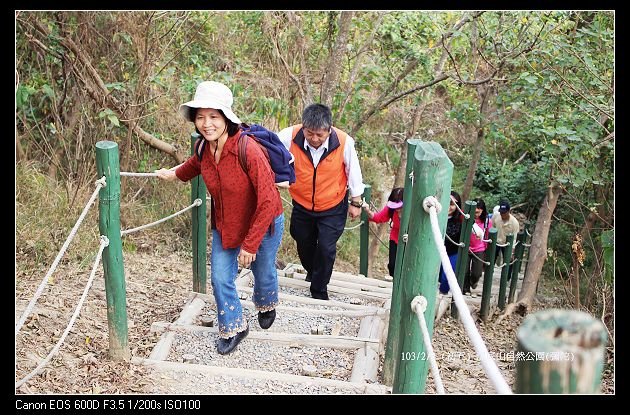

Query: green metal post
<box><xmin>516</xmin><ymin>309</ymin><xmax>608</xmax><ymax>393</ymax></box>
<box><xmin>497</xmin><ymin>233</ymin><xmax>515</xmax><ymax>310</ymax></box>
<box><xmin>383</xmin><ymin>139</ymin><xmax>419</xmax><ymax>385</ymax></box>
<box><xmin>480</xmin><ymin>228</ymin><xmax>497</xmax><ymax>322</ymax></box>
<box><xmin>392</xmin><ymin>141</ymin><xmax>453</xmax><ymax>394</ymax></box>
<box><xmin>359</xmin><ymin>184</ymin><xmax>372</xmax><ymax>278</ymax></box>
<box><xmin>95</xmin><ymin>141</ymin><xmax>129</xmax><ymax>361</ymax></box>
<box><xmin>508</xmin><ymin>231</ymin><xmax>527</xmax><ymax>303</ymax></box>
<box><xmin>190</xmin><ymin>134</ymin><xmax>207</xmax><ymax>293</ymax></box>
<box><xmin>451</xmin><ymin>200</ymin><xmax>475</xmax><ymax>319</ymax></box>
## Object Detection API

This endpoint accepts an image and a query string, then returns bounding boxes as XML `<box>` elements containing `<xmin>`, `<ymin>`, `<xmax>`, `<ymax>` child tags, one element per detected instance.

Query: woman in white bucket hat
<box><xmin>156</xmin><ymin>81</ymin><xmax>283</xmax><ymax>355</ymax></box>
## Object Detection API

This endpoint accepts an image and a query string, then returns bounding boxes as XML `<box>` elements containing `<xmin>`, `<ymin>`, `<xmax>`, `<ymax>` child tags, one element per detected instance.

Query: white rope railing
<box><xmin>369</xmin><ymin>226</ymin><xmax>390</xmax><ymax>249</ymax></box>
<box><xmin>422</xmin><ymin>196</ymin><xmax>512</xmax><ymax>394</ymax></box>
<box><xmin>451</xmin><ymin>199</ymin><xmax>470</xmax><ymax>219</ymax></box>
<box><xmin>468</xmin><ymin>250</ymin><xmax>491</xmax><ymax>266</ymax></box>
<box><xmin>15</xmin><ymin>177</ymin><xmax>106</xmax><ymax>335</ymax></box>
<box><xmin>343</xmin><ymin>221</ymin><xmax>364</xmax><ymax>231</ymax></box>
<box><xmin>411</xmin><ymin>296</ymin><xmax>445</xmax><ymax>394</ymax></box>
<box><xmin>15</xmin><ymin>236</ymin><xmax>109</xmax><ymax>389</ymax></box>
<box><xmin>445</xmin><ymin>233</ymin><xmax>465</xmax><ymax>247</ymax></box>
<box><xmin>120</xmin><ymin>163</ymin><xmax>183</xmax><ymax>178</ymax></box>
<box><xmin>121</xmin><ymin>198</ymin><xmax>202</xmax><ymax>236</ymax></box>
<box><xmin>120</xmin><ymin>171</ymin><xmax>159</xmax><ymax>177</ymax></box>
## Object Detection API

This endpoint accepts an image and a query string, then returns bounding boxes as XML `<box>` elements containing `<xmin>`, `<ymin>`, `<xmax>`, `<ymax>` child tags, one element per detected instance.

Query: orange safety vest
<box><xmin>289</xmin><ymin>124</ymin><xmax>348</xmax><ymax>212</ymax></box>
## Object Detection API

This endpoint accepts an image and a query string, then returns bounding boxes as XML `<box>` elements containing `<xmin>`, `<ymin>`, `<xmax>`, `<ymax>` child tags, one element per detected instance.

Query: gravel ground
<box><xmin>167</xmin><ymin>331</ymin><xmax>356</xmax><ymax>381</ymax></box>
<box><xmin>198</xmin><ymin>303</ymin><xmax>362</xmax><ymax>337</ymax></box>
<box><xmin>278</xmin><ymin>286</ymin><xmax>386</xmax><ymax>308</ymax></box>
<box><xmin>151</xmin><ymin>371</ymin><xmax>366</xmax><ymax>395</ymax></box>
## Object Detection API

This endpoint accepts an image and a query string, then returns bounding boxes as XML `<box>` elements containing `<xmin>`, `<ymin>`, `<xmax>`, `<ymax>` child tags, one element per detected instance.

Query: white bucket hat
<box><xmin>179</xmin><ymin>81</ymin><xmax>241</xmax><ymax>124</ymax></box>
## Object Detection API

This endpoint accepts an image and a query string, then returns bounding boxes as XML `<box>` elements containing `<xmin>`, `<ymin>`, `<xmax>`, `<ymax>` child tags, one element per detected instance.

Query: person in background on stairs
<box><xmin>155</xmin><ymin>81</ymin><xmax>283</xmax><ymax>355</ymax></box>
<box><xmin>438</xmin><ymin>191</ymin><xmax>463</xmax><ymax>294</ymax></box>
<box><xmin>362</xmin><ymin>187</ymin><xmax>404</xmax><ymax>280</ymax></box>
<box><xmin>463</xmin><ymin>197</ymin><xmax>488</xmax><ymax>296</ymax></box>
<box><xmin>491</xmin><ymin>200</ymin><xmax>520</xmax><ymax>280</ymax></box>
<box><xmin>277</xmin><ymin>104</ymin><xmax>365</xmax><ymax>301</ymax></box>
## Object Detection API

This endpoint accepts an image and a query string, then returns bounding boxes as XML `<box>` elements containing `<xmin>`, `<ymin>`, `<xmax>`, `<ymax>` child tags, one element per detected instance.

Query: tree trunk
<box><xmin>569</xmin><ymin>233</ymin><xmax>583</xmax><ymax>309</ymax></box>
<box><xmin>320</xmin><ymin>11</ymin><xmax>354</xmax><ymax>108</ymax></box>
<box><xmin>517</xmin><ymin>182</ymin><xmax>563</xmax><ymax>307</ymax></box>
<box><xmin>462</xmin><ymin>84</ymin><xmax>491</xmax><ymax>202</ymax></box>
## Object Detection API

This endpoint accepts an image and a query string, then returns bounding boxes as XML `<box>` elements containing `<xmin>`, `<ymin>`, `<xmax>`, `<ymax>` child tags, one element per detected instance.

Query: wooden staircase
<box><xmin>133</xmin><ymin>264</ymin><xmax>393</xmax><ymax>394</ymax></box>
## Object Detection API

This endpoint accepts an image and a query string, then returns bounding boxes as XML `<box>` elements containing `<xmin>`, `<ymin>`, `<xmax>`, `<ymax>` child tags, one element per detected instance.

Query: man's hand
<box><xmin>155</xmin><ymin>168</ymin><xmax>178</xmax><ymax>182</ymax></box>
<box><xmin>238</xmin><ymin>248</ymin><xmax>256</xmax><ymax>268</ymax></box>
<box><xmin>348</xmin><ymin>205</ymin><xmax>361</xmax><ymax>219</ymax></box>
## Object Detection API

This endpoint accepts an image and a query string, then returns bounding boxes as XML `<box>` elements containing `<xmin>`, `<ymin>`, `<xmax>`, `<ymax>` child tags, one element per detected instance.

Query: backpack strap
<box><xmin>237</xmin><ymin>133</ymin><xmax>271</xmax><ymax>175</ymax></box>
<box><xmin>237</xmin><ymin>134</ymin><xmax>249</xmax><ymax>173</ymax></box>
<box><xmin>194</xmin><ymin>136</ymin><xmax>205</xmax><ymax>161</ymax></box>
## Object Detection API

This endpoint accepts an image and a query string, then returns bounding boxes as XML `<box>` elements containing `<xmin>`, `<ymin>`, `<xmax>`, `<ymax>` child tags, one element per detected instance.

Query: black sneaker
<box><xmin>310</xmin><ymin>290</ymin><xmax>329</xmax><ymax>300</ymax></box>
<box><xmin>258</xmin><ymin>309</ymin><xmax>276</xmax><ymax>329</ymax></box>
<box><xmin>217</xmin><ymin>325</ymin><xmax>249</xmax><ymax>355</ymax></box>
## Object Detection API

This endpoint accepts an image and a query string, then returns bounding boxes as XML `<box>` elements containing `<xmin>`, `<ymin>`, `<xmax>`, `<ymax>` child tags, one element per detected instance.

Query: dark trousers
<box><xmin>290</xmin><ymin>198</ymin><xmax>348</xmax><ymax>296</ymax></box>
<box><xmin>464</xmin><ymin>251</ymin><xmax>485</xmax><ymax>293</ymax></box>
<box><xmin>388</xmin><ymin>240</ymin><xmax>398</xmax><ymax>277</ymax></box>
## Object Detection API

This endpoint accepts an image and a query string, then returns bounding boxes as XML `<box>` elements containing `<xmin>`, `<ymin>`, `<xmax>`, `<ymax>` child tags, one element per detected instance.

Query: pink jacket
<box><xmin>469</xmin><ymin>217</ymin><xmax>487</xmax><ymax>253</ymax></box>
<box><xmin>369</xmin><ymin>206</ymin><xmax>401</xmax><ymax>243</ymax></box>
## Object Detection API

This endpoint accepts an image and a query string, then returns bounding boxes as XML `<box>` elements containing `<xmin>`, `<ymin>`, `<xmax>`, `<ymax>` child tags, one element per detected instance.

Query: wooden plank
<box><xmin>189</xmin><ymin>290</ymin><xmax>384</xmax><ymax>311</ymax></box>
<box><xmin>280</xmin><ymin>272</ymin><xmax>393</xmax><ymax>294</ymax></box>
<box><xmin>150</xmin><ymin>321</ymin><xmax>380</xmax><ymax>351</ymax></box>
<box><xmin>282</xmin><ymin>264</ymin><xmax>393</xmax><ymax>287</ymax></box>
<box><xmin>133</xmin><ymin>357</ymin><xmax>389</xmax><ymax>394</ymax></box>
<box><xmin>199</xmin><ymin>293</ymin><xmax>388</xmax><ymax>317</ymax></box>
<box><xmin>350</xmin><ymin>316</ymin><xmax>383</xmax><ymax>383</ymax></box>
<box><xmin>276</xmin><ymin>275</ymin><xmax>391</xmax><ymax>300</ymax></box>
<box><xmin>148</xmin><ymin>297</ymin><xmax>205</xmax><ymax>361</ymax></box>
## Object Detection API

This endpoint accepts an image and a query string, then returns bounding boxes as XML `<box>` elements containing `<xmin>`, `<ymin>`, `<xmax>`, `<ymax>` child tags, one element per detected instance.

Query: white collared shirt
<box><xmin>278</xmin><ymin>126</ymin><xmax>365</xmax><ymax>198</ymax></box>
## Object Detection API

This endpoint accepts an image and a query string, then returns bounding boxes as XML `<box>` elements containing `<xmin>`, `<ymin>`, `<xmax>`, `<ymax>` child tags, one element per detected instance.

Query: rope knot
<box><xmin>422</xmin><ymin>196</ymin><xmax>442</xmax><ymax>214</ymax></box>
<box><xmin>94</xmin><ymin>176</ymin><xmax>107</xmax><ymax>188</ymax></box>
<box><xmin>99</xmin><ymin>235</ymin><xmax>110</xmax><ymax>247</ymax></box>
<box><xmin>193</xmin><ymin>198</ymin><xmax>203</xmax><ymax>207</ymax></box>
<box><xmin>411</xmin><ymin>295</ymin><xmax>427</xmax><ymax>313</ymax></box>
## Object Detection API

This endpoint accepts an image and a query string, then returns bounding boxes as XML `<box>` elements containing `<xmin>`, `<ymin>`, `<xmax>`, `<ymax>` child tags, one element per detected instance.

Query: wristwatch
<box><xmin>349</xmin><ymin>200</ymin><xmax>362</xmax><ymax>208</ymax></box>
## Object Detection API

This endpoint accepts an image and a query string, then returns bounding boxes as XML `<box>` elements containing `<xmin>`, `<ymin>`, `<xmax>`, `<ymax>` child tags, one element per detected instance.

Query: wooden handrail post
<box><xmin>392</xmin><ymin>141</ymin><xmax>453</xmax><ymax>394</ymax></box>
<box><xmin>190</xmin><ymin>133</ymin><xmax>207</xmax><ymax>293</ymax></box>
<box><xmin>95</xmin><ymin>141</ymin><xmax>129</xmax><ymax>360</ymax></box>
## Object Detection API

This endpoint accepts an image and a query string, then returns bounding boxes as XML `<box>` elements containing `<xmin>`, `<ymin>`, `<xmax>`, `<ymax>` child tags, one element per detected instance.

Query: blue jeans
<box><xmin>210</xmin><ymin>214</ymin><xmax>284</xmax><ymax>338</ymax></box>
<box><xmin>438</xmin><ymin>253</ymin><xmax>458</xmax><ymax>294</ymax></box>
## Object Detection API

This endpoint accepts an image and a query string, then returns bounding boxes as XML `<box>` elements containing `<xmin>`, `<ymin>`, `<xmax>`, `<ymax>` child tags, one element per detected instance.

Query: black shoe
<box><xmin>305</xmin><ymin>274</ymin><xmax>312</xmax><ymax>282</ymax></box>
<box><xmin>310</xmin><ymin>290</ymin><xmax>329</xmax><ymax>300</ymax></box>
<box><xmin>258</xmin><ymin>309</ymin><xmax>276</xmax><ymax>329</ymax></box>
<box><xmin>217</xmin><ymin>325</ymin><xmax>249</xmax><ymax>355</ymax></box>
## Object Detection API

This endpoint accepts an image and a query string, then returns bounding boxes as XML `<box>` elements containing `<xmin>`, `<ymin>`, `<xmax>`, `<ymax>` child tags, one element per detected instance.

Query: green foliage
<box><xmin>98</xmin><ymin>108</ymin><xmax>120</xmax><ymax>128</ymax></box>
<box><xmin>474</xmin><ymin>155</ymin><xmax>546</xmax><ymax>211</ymax></box>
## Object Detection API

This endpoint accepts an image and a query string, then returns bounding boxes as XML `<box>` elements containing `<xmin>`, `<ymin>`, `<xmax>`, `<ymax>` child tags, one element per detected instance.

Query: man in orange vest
<box><xmin>278</xmin><ymin>104</ymin><xmax>365</xmax><ymax>300</ymax></box>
